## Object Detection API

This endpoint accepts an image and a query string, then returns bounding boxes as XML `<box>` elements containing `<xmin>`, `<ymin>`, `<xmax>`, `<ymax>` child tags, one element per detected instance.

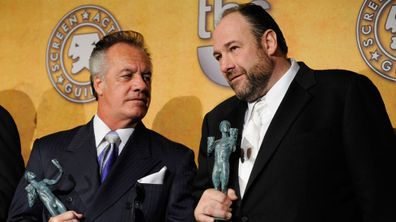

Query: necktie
<box><xmin>98</xmin><ymin>131</ymin><xmax>120</xmax><ymax>183</ymax></box>
<box><xmin>241</xmin><ymin>100</ymin><xmax>267</xmax><ymax>161</ymax></box>
<box><xmin>239</xmin><ymin>99</ymin><xmax>269</xmax><ymax>197</ymax></box>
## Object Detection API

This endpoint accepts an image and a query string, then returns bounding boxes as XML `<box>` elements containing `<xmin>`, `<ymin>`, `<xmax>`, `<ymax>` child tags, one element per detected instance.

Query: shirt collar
<box><xmin>246</xmin><ymin>59</ymin><xmax>300</xmax><ymax>120</ymax></box>
<box><xmin>93</xmin><ymin>115</ymin><xmax>134</xmax><ymax>149</ymax></box>
<box><xmin>264</xmin><ymin>58</ymin><xmax>299</xmax><ymax>112</ymax></box>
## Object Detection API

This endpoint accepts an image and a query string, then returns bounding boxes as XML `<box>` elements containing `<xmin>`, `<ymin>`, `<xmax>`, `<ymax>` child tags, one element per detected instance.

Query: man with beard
<box><xmin>193</xmin><ymin>3</ymin><xmax>396</xmax><ymax>222</ymax></box>
<box><xmin>8</xmin><ymin>31</ymin><xmax>196</xmax><ymax>222</ymax></box>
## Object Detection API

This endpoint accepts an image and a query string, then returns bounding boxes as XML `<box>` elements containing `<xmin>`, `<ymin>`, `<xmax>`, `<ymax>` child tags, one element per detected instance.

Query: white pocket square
<box><xmin>137</xmin><ymin>166</ymin><xmax>167</xmax><ymax>184</ymax></box>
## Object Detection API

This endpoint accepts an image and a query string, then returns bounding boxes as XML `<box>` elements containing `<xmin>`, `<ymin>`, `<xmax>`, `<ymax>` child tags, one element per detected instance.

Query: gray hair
<box><xmin>89</xmin><ymin>50</ymin><xmax>107</xmax><ymax>80</ymax></box>
<box><xmin>89</xmin><ymin>30</ymin><xmax>151</xmax><ymax>99</ymax></box>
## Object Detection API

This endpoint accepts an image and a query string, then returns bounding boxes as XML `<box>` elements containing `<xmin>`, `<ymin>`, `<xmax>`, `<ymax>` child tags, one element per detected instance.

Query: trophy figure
<box><xmin>207</xmin><ymin>120</ymin><xmax>238</xmax><ymax>194</ymax></box>
<box><xmin>24</xmin><ymin>159</ymin><xmax>67</xmax><ymax>216</ymax></box>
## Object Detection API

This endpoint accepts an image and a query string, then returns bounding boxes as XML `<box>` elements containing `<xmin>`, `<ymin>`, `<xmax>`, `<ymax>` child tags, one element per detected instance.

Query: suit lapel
<box><xmin>87</xmin><ymin>122</ymin><xmax>162</xmax><ymax>220</ymax></box>
<box><xmin>245</xmin><ymin>62</ymin><xmax>316</xmax><ymax>194</ymax></box>
<box><xmin>60</xmin><ymin>120</ymin><xmax>100</xmax><ymax>208</ymax></box>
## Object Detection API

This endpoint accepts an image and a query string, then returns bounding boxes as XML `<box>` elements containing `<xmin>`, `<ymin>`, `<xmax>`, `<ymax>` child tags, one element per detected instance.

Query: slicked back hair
<box><xmin>89</xmin><ymin>30</ymin><xmax>151</xmax><ymax>100</ymax></box>
<box><xmin>221</xmin><ymin>3</ymin><xmax>288</xmax><ymax>55</ymax></box>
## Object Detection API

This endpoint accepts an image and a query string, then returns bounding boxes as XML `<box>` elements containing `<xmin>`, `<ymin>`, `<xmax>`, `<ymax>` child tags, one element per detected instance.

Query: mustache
<box><xmin>226</xmin><ymin>69</ymin><xmax>247</xmax><ymax>83</ymax></box>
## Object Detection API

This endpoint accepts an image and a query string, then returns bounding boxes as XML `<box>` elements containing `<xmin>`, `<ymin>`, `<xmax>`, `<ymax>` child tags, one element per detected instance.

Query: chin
<box><xmin>131</xmin><ymin>110</ymin><xmax>147</xmax><ymax>119</ymax></box>
<box><xmin>232</xmin><ymin>84</ymin><xmax>247</xmax><ymax>97</ymax></box>
<box><xmin>122</xmin><ymin>106</ymin><xmax>146</xmax><ymax>118</ymax></box>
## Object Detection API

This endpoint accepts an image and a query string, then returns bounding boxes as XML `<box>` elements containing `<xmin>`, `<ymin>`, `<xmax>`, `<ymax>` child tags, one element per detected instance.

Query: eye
<box><xmin>121</xmin><ymin>73</ymin><xmax>132</xmax><ymax>80</ymax></box>
<box><xmin>142</xmin><ymin>72</ymin><xmax>152</xmax><ymax>82</ymax></box>
<box><xmin>229</xmin><ymin>45</ymin><xmax>238</xmax><ymax>52</ymax></box>
<box><xmin>214</xmin><ymin>54</ymin><xmax>222</xmax><ymax>61</ymax></box>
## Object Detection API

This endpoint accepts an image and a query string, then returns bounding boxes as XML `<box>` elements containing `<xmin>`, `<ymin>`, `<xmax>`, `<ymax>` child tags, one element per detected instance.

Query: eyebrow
<box><xmin>212</xmin><ymin>40</ymin><xmax>237</xmax><ymax>57</ymax></box>
<box><xmin>120</xmin><ymin>68</ymin><xmax>135</xmax><ymax>73</ymax></box>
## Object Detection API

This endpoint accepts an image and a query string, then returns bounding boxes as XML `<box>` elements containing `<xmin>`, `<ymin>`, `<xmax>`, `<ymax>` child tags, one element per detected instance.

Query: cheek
<box><xmin>114</xmin><ymin>84</ymin><xmax>131</xmax><ymax>96</ymax></box>
<box><xmin>235</xmin><ymin>55</ymin><xmax>254</xmax><ymax>71</ymax></box>
<box><xmin>246</xmin><ymin>56</ymin><xmax>260</xmax><ymax>68</ymax></box>
<box><xmin>103</xmin><ymin>87</ymin><xmax>124</xmax><ymax>104</ymax></box>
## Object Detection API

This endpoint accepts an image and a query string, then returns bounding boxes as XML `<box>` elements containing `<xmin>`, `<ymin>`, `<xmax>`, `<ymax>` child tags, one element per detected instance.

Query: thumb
<box><xmin>71</xmin><ymin>211</ymin><xmax>84</xmax><ymax>219</ymax></box>
<box><xmin>227</xmin><ymin>188</ymin><xmax>238</xmax><ymax>201</ymax></box>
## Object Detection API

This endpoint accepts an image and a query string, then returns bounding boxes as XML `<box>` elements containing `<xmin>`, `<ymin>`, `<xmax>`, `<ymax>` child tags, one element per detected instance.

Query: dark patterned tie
<box><xmin>98</xmin><ymin>131</ymin><xmax>120</xmax><ymax>183</ymax></box>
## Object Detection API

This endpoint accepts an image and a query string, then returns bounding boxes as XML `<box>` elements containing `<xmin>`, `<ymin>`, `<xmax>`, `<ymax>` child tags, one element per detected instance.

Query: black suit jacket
<box><xmin>193</xmin><ymin>62</ymin><xmax>396</xmax><ymax>222</ymax></box>
<box><xmin>0</xmin><ymin>105</ymin><xmax>24</xmax><ymax>221</ymax></box>
<box><xmin>8</xmin><ymin>120</ymin><xmax>196</xmax><ymax>222</ymax></box>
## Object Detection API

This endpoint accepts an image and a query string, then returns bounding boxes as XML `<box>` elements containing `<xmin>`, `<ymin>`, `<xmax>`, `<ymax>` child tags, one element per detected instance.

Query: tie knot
<box><xmin>105</xmin><ymin>131</ymin><xmax>120</xmax><ymax>144</ymax></box>
<box><xmin>254</xmin><ymin>98</ymin><xmax>266</xmax><ymax>109</ymax></box>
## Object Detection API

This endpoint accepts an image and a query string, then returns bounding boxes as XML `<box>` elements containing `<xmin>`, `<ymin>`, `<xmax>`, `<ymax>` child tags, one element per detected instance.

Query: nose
<box><xmin>219</xmin><ymin>54</ymin><xmax>235</xmax><ymax>75</ymax></box>
<box><xmin>132</xmin><ymin>73</ymin><xmax>149</xmax><ymax>92</ymax></box>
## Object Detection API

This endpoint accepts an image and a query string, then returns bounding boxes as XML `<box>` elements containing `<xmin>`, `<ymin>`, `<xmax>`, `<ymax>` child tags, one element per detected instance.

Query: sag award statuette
<box><xmin>24</xmin><ymin>159</ymin><xmax>67</xmax><ymax>216</ymax></box>
<box><xmin>207</xmin><ymin>120</ymin><xmax>238</xmax><ymax>220</ymax></box>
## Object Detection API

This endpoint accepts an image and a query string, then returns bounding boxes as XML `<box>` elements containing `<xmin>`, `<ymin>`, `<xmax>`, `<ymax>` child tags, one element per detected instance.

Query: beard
<box><xmin>229</xmin><ymin>49</ymin><xmax>274</xmax><ymax>102</ymax></box>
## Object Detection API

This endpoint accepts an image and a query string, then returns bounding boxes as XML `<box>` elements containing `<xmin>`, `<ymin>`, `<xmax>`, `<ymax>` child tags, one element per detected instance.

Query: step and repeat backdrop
<box><xmin>1</xmin><ymin>0</ymin><xmax>395</xmax><ymax>163</ymax></box>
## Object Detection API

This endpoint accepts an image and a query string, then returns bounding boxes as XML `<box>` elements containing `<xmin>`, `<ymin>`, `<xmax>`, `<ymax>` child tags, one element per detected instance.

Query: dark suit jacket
<box><xmin>193</xmin><ymin>62</ymin><xmax>396</xmax><ymax>222</ymax></box>
<box><xmin>8</xmin><ymin>120</ymin><xmax>196</xmax><ymax>222</ymax></box>
<box><xmin>0</xmin><ymin>105</ymin><xmax>24</xmax><ymax>221</ymax></box>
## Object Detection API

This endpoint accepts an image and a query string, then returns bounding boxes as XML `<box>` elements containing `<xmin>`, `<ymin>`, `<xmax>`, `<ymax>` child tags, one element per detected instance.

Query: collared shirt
<box><xmin>93</xmin><ymin>115</ymin><xmax>134</xmax><ymax>158</ymax></box>
<box><xmin>243</xmin><ymin>59</ymin><xmax>300</xmax><ymax>144</ymax></box>
<box><xmin>239</xmin><ymin>59</ymin><xmax>299</xmax><ymax>197</ymax></box>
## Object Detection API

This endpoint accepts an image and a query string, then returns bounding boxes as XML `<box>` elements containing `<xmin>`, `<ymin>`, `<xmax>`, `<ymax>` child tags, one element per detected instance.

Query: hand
<box><xmin>48</xmin><ymin>211</ymin><xmax>83</xmax><ymax>222</ymax></box>
<box><xmin>194</xmin><ymin>188</ymin><xmax>238</xmax><ymax>222</ymax></box>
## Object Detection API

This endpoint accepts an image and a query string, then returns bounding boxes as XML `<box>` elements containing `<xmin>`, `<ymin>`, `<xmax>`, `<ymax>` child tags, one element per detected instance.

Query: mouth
<box><xmin>227</xmin><ymin>73</ymin><xmax>244</xmax><ymax>84</ymax></box>
<box><xmin>127</xmin><ymin>97</ymin><xmax>149</xmax><ymax>106</ymax></box>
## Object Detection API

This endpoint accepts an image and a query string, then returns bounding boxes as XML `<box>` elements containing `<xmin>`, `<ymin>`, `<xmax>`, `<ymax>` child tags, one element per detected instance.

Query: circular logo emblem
<box><xmin>357</xmin><ymin>0</ymin><xmax>396</xmax><ymax>81</ymax></box>
<box><xmin>46</xmin><ymin>5</ymin><xmax>122</xmax><ymax>103</ymax></box>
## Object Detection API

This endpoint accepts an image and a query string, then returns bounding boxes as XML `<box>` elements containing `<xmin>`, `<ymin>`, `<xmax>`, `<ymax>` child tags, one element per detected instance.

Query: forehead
<box><xmin>213</xmin><ymin>12</ymin><xmax>255</xmax><ymax>49</ymax></box>
<box><xmin>106</xmin><ymin>42</ymin><xmax>151</xmax><ymax>69</ymax></box>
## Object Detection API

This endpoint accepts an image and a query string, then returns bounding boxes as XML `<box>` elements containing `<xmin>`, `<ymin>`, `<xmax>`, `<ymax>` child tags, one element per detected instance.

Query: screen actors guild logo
<box><xmin>197</xmin><ymin>0</ymin><xmax>271</xmax><ymax>86</ymax></box>
<box><xmin>46</xmin><ymin>5</ymin><xmax>122</xmax><ymax>103</ymax></box>
<box><xmin>357</xmin><ymin>0</ymin><xmax>396</xmax><ymax>81</ymax></box>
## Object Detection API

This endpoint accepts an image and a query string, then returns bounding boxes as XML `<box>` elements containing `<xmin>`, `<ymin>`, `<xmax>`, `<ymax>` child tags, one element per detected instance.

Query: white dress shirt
<box><xmin>238</xmin><ymin>59</ymin><xmax>300</xmax><ymax>198</ymax></box>
<box><xmin>93</xmin><ymin>115</ymin><xmax>134</xmax><ymax>158</ymax></box>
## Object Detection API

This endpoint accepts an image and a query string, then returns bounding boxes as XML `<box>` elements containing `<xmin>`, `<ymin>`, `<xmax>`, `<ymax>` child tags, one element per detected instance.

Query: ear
<box><xmin>260</xmin><ymin>29</ymin><xmax>278</xmax><ymax>56</ymax></box>
<box><xmin>93</xmin><ymin>76</ymin><xmax>105</xmax><ymax>97</ymax></box>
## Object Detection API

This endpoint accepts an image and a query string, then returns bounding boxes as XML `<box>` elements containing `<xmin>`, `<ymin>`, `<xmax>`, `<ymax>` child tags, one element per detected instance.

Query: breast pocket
<box><xmin>286</xmin><ymin>127</ymin><xmax>337</xmax><ymax>148</ymax></box>
<box><xmin>140</xmin><ymin>183</ymin><xmax>164</xmax><ymax>209</ymax></box>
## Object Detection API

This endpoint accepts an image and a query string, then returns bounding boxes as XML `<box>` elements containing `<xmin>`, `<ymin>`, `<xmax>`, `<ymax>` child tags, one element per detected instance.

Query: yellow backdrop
<box><xmin>0</xmin><ymin>0</ymin><xmax>395</xmax><ymax>163</ymax></box>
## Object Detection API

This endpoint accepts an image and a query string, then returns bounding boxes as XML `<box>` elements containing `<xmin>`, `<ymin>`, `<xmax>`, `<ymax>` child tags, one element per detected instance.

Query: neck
<box><xmin>264</xmin><ymin>57</ymin><xmax>291</xmax><ymax>94</ymax></box>
<box><xmin>97</xmin><ymin>110</ymin><xmax>138</xmax><ymax>130</ymax></box>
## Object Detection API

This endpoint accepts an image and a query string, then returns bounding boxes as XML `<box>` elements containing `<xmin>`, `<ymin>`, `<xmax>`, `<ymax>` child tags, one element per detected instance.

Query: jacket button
<box><xmin>135</xmin><ymin>201</ymin><xmax>142</xmax><ymax>209</ymax></box>
<box><xmin>67</xmin><ymin>197</ymin><xmax>73</xmax><ymax>202</ymax></box>
<box><xmin>241</xmin><ymin>216</ymin><xmax>248</xmax><ymax>222</ymax></box>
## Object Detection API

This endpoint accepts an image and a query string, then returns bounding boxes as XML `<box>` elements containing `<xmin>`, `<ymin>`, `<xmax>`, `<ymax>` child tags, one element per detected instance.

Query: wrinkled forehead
<box><xmin>106</xmin><ymin>43</ymin><xmax>152</xmax><ymax>69</ymax></box>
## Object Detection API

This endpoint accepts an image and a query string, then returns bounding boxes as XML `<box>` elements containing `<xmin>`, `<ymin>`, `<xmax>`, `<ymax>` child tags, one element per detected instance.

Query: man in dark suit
<box><xmin>8</xmin><ymin>30</ymin><xmax>196</xmax><ymax>222</ymax></box>
<box><xmin>0</xmin><ymin>105</ymin><xmax>25</xmax><ymax>221</ymax></box>
<box><xmin>193</xmin><ymin>3</ymin><xmax>396</xmax><ymax>222</ymax></box>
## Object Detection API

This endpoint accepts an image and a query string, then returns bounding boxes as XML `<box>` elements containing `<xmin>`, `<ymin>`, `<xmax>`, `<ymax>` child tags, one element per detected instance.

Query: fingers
<box><xmin>194</xmin><ymin>188</ymin><xmax>238</xmax><ymax>222</ymax></box>
<box><xmin>48</xmin><ymin>211</ymin><xmax>83</xmax><ymax>222</ymax></box>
